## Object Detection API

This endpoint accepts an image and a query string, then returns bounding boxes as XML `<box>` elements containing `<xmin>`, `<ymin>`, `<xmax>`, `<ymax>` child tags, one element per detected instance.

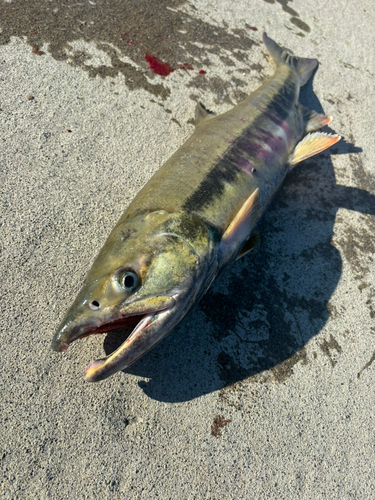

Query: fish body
<box><xmin>52</xmin><ymin>34</ymin><xmax>340</xmax><ymax>382</ymax></box>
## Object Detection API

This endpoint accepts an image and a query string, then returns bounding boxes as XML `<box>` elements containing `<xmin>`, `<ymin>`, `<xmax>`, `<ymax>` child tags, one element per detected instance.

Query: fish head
<box><xmin>52</xmin><ymin>210</ymin><xmax>216</xmax><ymax>382</ymax></box>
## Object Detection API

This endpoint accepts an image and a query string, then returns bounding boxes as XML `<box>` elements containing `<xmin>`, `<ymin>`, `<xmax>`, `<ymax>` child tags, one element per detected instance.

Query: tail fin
<box><xmin>263</xmin><ymin>33</ymin><xmax>318</xmax><ymax>86</ymax></box>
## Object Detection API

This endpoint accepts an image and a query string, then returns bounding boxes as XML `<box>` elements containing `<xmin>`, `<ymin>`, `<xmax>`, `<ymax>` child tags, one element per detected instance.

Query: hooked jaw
<box><xmin>84</xmin><ymin>306</ymin><xmax>174</xmax><ymax>382</ymax></box>
<box><xmin>52</xmin><ymin>296</ymin><xmax>176</xmax><ymax>382</ymax></box>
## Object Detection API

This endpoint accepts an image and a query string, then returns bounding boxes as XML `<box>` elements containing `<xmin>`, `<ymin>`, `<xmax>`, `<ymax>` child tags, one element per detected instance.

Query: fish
<box><xmin>52</xmin><ymin>33</ymin><xmax>340</xmax><ymax>382</ymax></box>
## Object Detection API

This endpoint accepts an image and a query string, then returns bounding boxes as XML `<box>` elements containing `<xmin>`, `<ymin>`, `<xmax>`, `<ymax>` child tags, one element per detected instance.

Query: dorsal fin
<box><xmin>195</xmin><ymin>102</ymin><xmax>215</xmax><ymax>126</ymax></box>
<box><xmin>219</xmin><ymin>188</ymin><xmax>261</xmax><ymax>265</ymax></box>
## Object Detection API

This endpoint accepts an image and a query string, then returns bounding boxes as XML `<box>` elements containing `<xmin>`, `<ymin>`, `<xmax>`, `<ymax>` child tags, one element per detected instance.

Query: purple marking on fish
<box><xmin>236</xmin><ymin>137</ymin><xmax>262</xmax><ymax>156</ymax></box>
<box><xmin>269</xmin><ymin>133</ymin><xmax>285</xmax><ymax>154</ymax></box>
<box><xmin>235</xmin><ymin>155</ymin><xmax>256</xmax><ymax>175</ymax></box>
<box><xmin>265</xmin><ymin>111</ymin><xmax>284</xmax><ymax>126</ymax></box>
<box><xmin>235</xmin><ymin>129</ymin><xmax>276</xmax><ymax>164</ymax></box>
<box><xmin>264</xmin><ymin>112</ymin><xmax>295</xmax><ymax>146</ymax></box>
<box><xmin>256</xmin><ymin>127</ymin><xmax>286</xmax><ymax>156</ymax></box>
<box><xmin>282</xmin><ymin>120</ymin><xmax>295</xmax><ymax>144</ymax></box>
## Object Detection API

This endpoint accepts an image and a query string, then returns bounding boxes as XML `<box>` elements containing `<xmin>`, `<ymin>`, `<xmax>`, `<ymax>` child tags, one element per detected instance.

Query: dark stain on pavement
<box><xmin>261</xmin><ymin>0</ymin><xmax>310</xmax><ymax>35</ymax></box>
<box><xmin>0</xmin><ymin>0</ymin><xmax>259</xmax><ymax>101</ymax></box>
<box><xmin>335</xmin><ymin>138</ymin><xmax>375</xmax><ymax>290</ymax></box>
<box><xmin>358</xmin><ymin>350</ymin><xmax>375</xmax><ymax>379</ymax></box>
<box><xmin>319</xmin><ymin>334</ymin><xmax>342</xmax><ymax>367</ymax></box>
<box><xmin>211</xmin><ymin>415</ymin><xmax>231</xmax><ymax>437</ymax></box>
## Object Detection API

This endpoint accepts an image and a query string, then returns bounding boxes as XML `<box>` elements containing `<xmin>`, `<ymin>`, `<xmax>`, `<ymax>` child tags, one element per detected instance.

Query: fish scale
<box><xmin>52</xmin><ymin>34</ymin><xmax>340</xmax><ymax>382</ymax></box>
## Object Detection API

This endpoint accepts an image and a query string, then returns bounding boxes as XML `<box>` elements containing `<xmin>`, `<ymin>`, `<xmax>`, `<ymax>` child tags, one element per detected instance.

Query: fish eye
<box><xmin>88</xmin><ymin>300</ymin><xmax>100</xmax><ymax>310</ymax></box>
<box><xmin>120</xmin><ymin>271</ymin><xmax>138</xmax><ymax>291</ymax></box>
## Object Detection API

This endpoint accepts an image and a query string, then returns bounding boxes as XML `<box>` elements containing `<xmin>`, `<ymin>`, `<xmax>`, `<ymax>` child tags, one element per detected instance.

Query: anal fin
<box><xmin>236</xmin><ymin>232</ymin><xmax>260</xmax><ymax>260</ymax></box>
<box><xmin>219</xmin><ymin>188</ymin><xmax>261</xmax><ymax>265</ymax></box>
<box><xmin>290</xmin><ymin>132</ymin><xmax>340</xmax><ymax>166</ymax></box>
<box><xmin>302</xmin><ymin>107</ymin><xmax>332</xmax><ymax>133</ymax></box>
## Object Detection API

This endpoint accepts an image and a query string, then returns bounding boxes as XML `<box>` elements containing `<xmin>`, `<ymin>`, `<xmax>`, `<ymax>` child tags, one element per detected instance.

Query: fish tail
<box><xmin>263</xmin><ymin>33</ymin><xmax>318</xmax><ymax>86</ymax></box>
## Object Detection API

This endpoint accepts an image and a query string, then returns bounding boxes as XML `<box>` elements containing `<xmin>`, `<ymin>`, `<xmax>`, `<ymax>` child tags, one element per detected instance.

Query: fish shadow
<box><xmin>104</xmin><ymin>90</ymin><xmax>372</xmax><ymax>403</ymax></box>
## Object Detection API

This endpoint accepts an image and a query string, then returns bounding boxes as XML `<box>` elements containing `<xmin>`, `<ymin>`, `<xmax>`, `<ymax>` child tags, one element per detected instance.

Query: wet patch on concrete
<box><xmin>211</xmin><ymin>415</ymin><xmax>231</xmax><ymax>437</ymax></box>
<box><xmin>357</xmin><ymin>350</ymin><xmax>375</xmax><ymax>379</ymax></box>
<box><xmin>261</xmin><ymin>0</ymin><xmax>311</xmax><ymax>35</ymax></box>
<box><xmin>337</xmin><ymin>217</ymin><xmax>375</xmax><ymax>287</ymax></box>
<box><xmin>333</xmin><ymin>136</ymin><xmax>375</xmax><ymax>342</ymax></box>
<box><xmin>217</xmin><ymin>351</ymin><xmax>249</xmax><ymax>385</ymax></box>
<box><xmin>266</xmin><ymin>347</ymin><xmax>308</xmax><ymax>382</ymax></box>
<box><xmin>290</xmin><ymin>17</ymin><xmax>311</xmax><ymax>33</ymax></box>
<box><xmin>339</xmin><ymin>59</ymin><xmax>374</xmax><ymax>79</ymax></box>
<box><xmin>319</xmin><ymin>334</ymin><xmax>342</xmax><ymax>367</ymax></box>
<box><xmin>0</xmin><ymin>0</ymin><xmax>260</xmax><ymax>101</ymax></box>
<box><xmin>218</xmin><ymin>381</ymin><xmax>259</xmax><ymax>414</ymax></box>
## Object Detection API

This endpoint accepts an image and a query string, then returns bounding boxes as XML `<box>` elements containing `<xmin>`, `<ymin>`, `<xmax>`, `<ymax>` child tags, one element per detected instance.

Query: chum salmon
<box><xmin>52</xmin><ymin>34</ymin><xmax>340</xmax><ymax>382</ymax></box>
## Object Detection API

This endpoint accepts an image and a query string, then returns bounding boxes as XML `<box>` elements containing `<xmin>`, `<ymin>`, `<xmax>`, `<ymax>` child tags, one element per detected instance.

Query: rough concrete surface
<box><xmin>1</xmin><ymin>0</ymin><xmax>374</xmax><ymax>498</ymax></box>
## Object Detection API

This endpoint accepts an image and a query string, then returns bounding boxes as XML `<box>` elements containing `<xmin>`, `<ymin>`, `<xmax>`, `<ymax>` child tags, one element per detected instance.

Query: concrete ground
<box><xmin>1</xmin><ymin>0</ymin><xmax>374</xmax><ymax>498</ymax></box>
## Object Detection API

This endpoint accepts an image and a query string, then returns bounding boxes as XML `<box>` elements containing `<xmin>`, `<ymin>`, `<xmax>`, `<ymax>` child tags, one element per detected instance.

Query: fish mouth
<box><xmin>83</xmin><ymin>311</ymin><xmax>157</xmax><ymax>382</ymax></box>
<box><xmin>67</xmin><ymin>313</ymin><xmax>150</xmax><ymax>346</ymax></box>
<box><xmin>53</xmin><ymin>296</ymin><xmax>176</xmax><ymax>382</ymax></box>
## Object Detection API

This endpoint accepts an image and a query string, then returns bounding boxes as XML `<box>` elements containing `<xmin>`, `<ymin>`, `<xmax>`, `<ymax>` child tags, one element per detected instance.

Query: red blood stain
<box><xmin>120</xmin><ymin>32</ymin><xmax>134</xmax><ymax>45</ymax></box>
<box><xmin>179</xmin><ymin>62</ymin><xmax>194</xmax><ymax>70</ymax></box>
<box><xmin>247</xmin><ymin>26</ymin><xmax>258</xmax><ymax>31</ymax></box>
<box><xmin>31</xmin><ymin>44</ymin><xmax>45</xmax><ymax>56</ymax></box>
<box><xmin>211</xmin><ymin>416</ymin><xmax>232</xmax><ymax>437</ymax></box>
<box><xmin>145</xmin><ymin>54</ymin><xmax>174</xmax><ymax>76</ymax></box>
<box><xmin>199</xmin><ymin>70</ymin><xmax>206</xmax><ymax>75</ymax></box>
<box><xmin>32</xmin><ymin>30</ymin><xmax>38</xmax><ymax>35</ymax></box>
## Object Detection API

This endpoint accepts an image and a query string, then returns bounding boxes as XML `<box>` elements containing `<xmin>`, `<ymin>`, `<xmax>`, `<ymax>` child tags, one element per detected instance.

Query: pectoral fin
<box><xmin>236</xmin><ymin>232</ymin><xmax>260</xmax><ymax>260</ymax></box>
<box><xmin>219</xmin><ymin>188</ymin><xmax>261</xmax><ymax>265</ymax></box>
<box><xmin>290</xmin><ymin>132</ymin><xmax>340</xmax><ymax>166</ymax></box>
